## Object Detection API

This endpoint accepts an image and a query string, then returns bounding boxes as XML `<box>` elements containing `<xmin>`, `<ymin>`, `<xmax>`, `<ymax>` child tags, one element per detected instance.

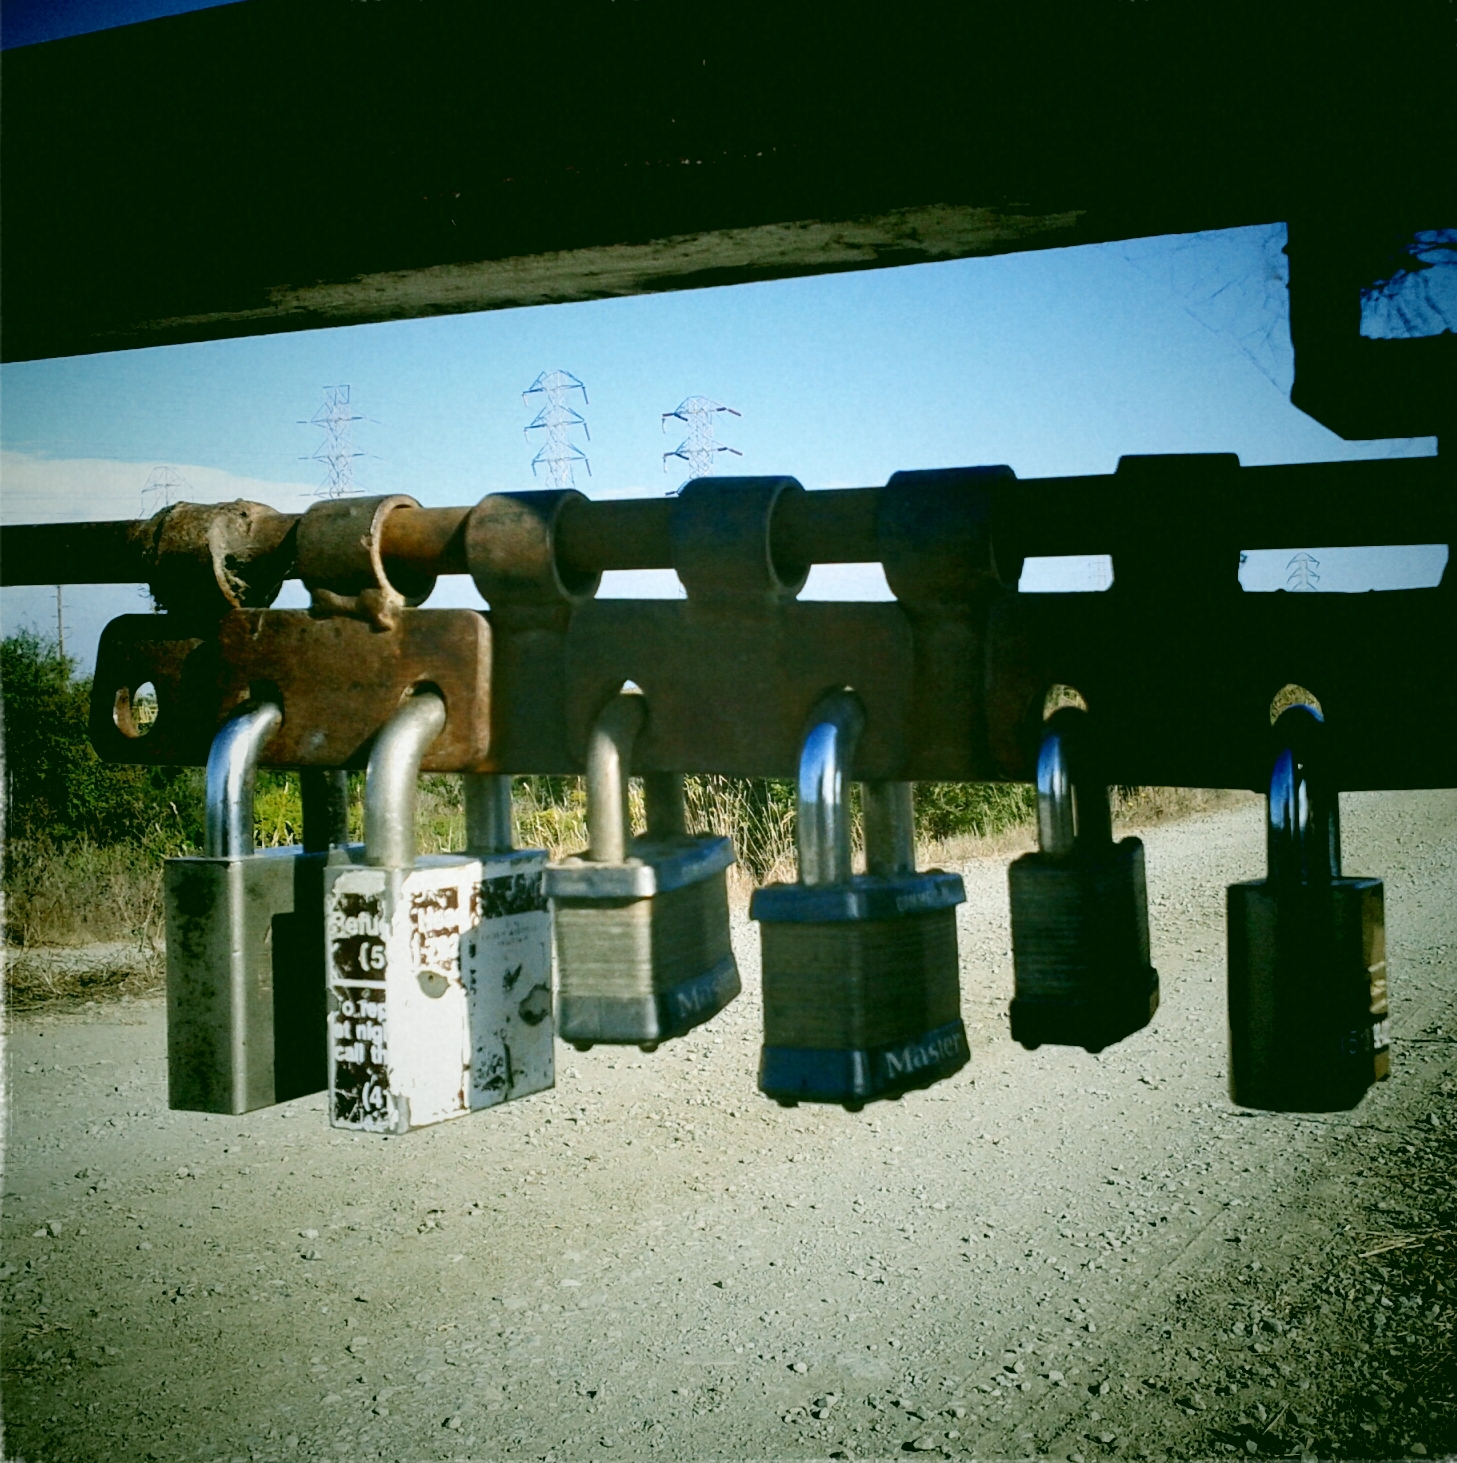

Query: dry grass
<box><xmin>2</xmin><ymin>838</ymin><xmax>166</xmax><ymax>1008</ymax></box>
<box><xmin>1111</xmin><ymin>784</ymin><xmax>1258</xmax><ymax>831</ymax></box>
<box><xmin>3</xmin><ymin>838</ymin><xmax>165</xmax><ymax>950</ymax></box>
<box><xmin>3</xmin><ymin>777</ymin><xmax>1250</xmax><ymax>1010</ymax></box>
<box><xmin>3</xmin><ymin>942</ymin><xmax>162</xmax><ymax>1009</ymax></box>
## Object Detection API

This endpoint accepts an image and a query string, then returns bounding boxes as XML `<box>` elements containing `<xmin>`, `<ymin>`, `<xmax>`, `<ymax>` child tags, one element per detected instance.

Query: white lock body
<box><xmin>324</xmin><ymin>850</ymin><xmax>554</xmax><ymax>1134</ymax></box>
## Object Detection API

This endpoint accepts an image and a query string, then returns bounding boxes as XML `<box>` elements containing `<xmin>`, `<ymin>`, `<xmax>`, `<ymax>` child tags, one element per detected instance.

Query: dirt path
<box><xmin>4</xmin><ymin>792</ymin><xmax>1456</xmax><ymax>1463</ymax></box>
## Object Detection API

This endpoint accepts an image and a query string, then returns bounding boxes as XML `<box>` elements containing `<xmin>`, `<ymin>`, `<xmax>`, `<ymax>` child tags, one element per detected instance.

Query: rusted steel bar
<box><xmin>993</xmin><ymin>454</ymin><xmax>1453</xmax><ymax>566</ymax></box>
<box><xmin>3</xmin><ymin>455</ymin><xmax>1451</xmax><ymax>595</ymax></box>
<box><xmin>0</xmin><ymin>517</ymin><xmax>161</xmax><ymax>586</ymax></box>
<box><xmin>779</xmin><ymin>487</ymin><xmax>882</xmax><ymax>568</ymax></box>
<box><xmin>555</xmin><ymin>495</ymin><xmax>674</xmax><ymax>572</ymax></box>
<box><xmin>379</xmin><ymin>505</ymin><xmax>470</xmax><ymax>577</ymax></box>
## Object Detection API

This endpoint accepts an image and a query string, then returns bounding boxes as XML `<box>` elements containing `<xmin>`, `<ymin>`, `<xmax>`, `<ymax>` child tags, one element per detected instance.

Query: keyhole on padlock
<box><xmin>417</xmin><ymin>969</ymin><xmax>449</xmax><ymax>999</ymax></box>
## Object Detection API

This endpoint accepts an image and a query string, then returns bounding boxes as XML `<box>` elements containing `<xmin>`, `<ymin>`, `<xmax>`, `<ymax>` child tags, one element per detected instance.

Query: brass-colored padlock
<box><xmin>547</xmin><ymin>689</ymin><xmax>740</xmax><ymax>1051</ymax></box>
<box><xmin>752</xmin><ymin>690</ymin><xmax>968</xmax><ymax>1110</ymax></box>
<box><xmin>1227</xmin><ymin>703</ymin><xmax>1389</xmax><ymax>1112</ymax></box>
<box><xmin>1007</xmin><ymin>706</ymin><xmax>1158</xmax><ymax>1053</ymax></box>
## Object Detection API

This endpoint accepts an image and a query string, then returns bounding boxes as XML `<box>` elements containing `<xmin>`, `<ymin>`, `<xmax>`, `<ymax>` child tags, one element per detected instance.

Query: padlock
<box><xmin>323</xmin><ymin>693</ymin><xmax>555</xmax><ymax>1133</ymax></box>
<box><xmin>1007</xmin><ymin>706</ymin><xmax>1159</xmax><ymax>1053</ymax></box>
<box><xmin>751</xmin><ymin>690</ymin><xmax>969</xmax><ymax>1110</ymax></box>
<box><xmin>1227</xmin><ymin>703</ymin><xmax>1389</xmax><ymax>1112</ymax></box>
<box><xmin>546</xmin><ymin>689</ymin><xmax>740</xmax><ymax>1050</ymax></box>
<box><xmin>164</xmin><ymin>703</ymin><xmax>348</xmax><ymax>1114</ymax></box>
<box><xmin>459</xmin><ymin>771</ymin><xmax>556</xmax><ymax>1105</ymax></box>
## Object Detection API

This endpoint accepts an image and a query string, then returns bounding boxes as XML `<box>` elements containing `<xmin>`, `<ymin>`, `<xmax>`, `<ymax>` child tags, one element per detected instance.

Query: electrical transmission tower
<box><xmin>301</xmin><ymin>385</ymin><xmax>364</xmax><ymax>497</ymax></box>
<box><xmin>140</xmin><ymin>465</ymin><xmax>191</xmax><ymax>517</ymax></box>
<box><xmin>1286</xmin><ymin>551</ymin><xmax>1321</xmax><ymax>592</ymax></box>
<box><xmin>662</xmin><ymin>397</ymin><xmax>742</xmax><ymax>483</ymax></box>
<box><xmin>523</xmin><ymin>370</ymin><xmax>591</xmax><ymax>488</ymax></box>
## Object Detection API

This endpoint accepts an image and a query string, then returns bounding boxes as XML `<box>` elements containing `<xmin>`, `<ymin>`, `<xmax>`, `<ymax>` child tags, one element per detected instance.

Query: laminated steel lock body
<box><xmin>165</xmin><ymin>705</ymin><xmax>344</xmax><ymax>1114</ymax></box>
<box><xmin>1007</xmin><ymin>707</ymin><xmax>1158</xmax><ymax>1053</ymax></box>
<box><xmin>752</xmin><ymin>690</ymin><xmax>969</xmax><ymax>1109</ymax></box>
<box><xmin>546</xmin><ymin>690</ymin><xmax>740</xmax><ymax>1049</ymax></box>
<box><xmin>323</xmin><ymin>696</ymin><xmax>555</xmax><ymax>1133</ymax></box>
<box><xmin>1227</xmin><ymin>704</ymin><xmax>1389</xmax><ymax>1112</ymax></box>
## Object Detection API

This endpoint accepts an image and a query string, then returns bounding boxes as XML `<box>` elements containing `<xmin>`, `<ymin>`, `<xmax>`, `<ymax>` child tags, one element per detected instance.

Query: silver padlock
<box><xmin>546</xmin><ymin>689</ymin><xmax>740</xmax><ymax>1050</ymax></box>
<box><xmin>165</xmin><ymin>703</ymin><xmax>349</xmax><ymax>1114</ymax></box>
<box><xmin>323</xmin><ymin>692</ymin><xmax>554</xmax><ymax>1134</ymax></box>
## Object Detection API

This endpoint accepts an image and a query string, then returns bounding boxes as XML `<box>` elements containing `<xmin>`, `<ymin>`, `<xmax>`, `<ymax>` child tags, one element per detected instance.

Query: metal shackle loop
<box><xmin>643</xmin><ymin>772</ymin><xmax>688</xmax><ymax>840</ymax></box>
<box><xmin>1267</xmin><ymin>703</ymin><xmax>1341</xmax><ymax>886</ymax></box>
<box><xmin>1035</xmin><ymin>706</ymin><xmax>1112</xmax><ymax>858</ymax></box>
<box><xmin>464</xmin><ymin>773</ymin><xmax>515</xmax><ymax>856</ymax></box>
<box><xmin>862</xmin><ymin>781</ymin><xmax>916</xmax><ymax>877</ymax></box>
<box><xmin>796</xmin><ymin>690</ymin><xmax>866</xmax><ymax>887</ymax></box>
<box><xmin>205</xmin><ymin>701</ymin><xmax>283</xmax><ymax>858</ymax></box>
<box><xmin>585</xmin><ymin>689</ymin><xmax>648</xmax><ymax>863</ymax></box>
<box><xmin>301</xmin><ymin>768</ymin><xmax>351</xmax><ymax>853</ymax></box>
<box><xmin>363</xmin><ymin>690</ymin><xmax>448</xmax><ymax>868</ymax></box>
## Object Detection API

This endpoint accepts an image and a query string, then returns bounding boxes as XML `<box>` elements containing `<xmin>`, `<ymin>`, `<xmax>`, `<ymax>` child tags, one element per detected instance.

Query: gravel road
<box><xmin>4</xmin><ymin>791</ymin><xmax>1456</xmax><ymax>1463</ymax></box>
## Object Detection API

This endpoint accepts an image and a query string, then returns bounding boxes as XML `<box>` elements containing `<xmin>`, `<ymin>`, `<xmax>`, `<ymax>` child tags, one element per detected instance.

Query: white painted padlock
<box><xmin>323</xmin><ymin>692</ymin><xmax>553</xmax><ymax>1133</ymax></box>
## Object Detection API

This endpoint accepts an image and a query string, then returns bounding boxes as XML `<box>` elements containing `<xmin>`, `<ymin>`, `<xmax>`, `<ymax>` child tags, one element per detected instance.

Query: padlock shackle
<box><xmin>364</xmin><ymin>689</ymin><xmax>447</xmax><ymax>868</ymax></box>
<box><xmin>204</xmin><ymin>700</ymin><xmax>283</xmax><ymax>858</ymax></box>
<box><xmin>464</xmin><ymin>772</ymin><xmax>515</xmax><ymax>855</ymax></box>
<box><xmin>862</xmin><ymin>781</ymin><xmax>916</xmax><ymax>876</ymax></box>
<box><xmin>643</xmin><ymin>772</ymin><xmax>688</xmax><ymax>839</ymax></box>
<box><xmin>301</xmin><ymin>768</ymin><xmax>350</xmax><ymax>853</ymax></box>
<box><xmin>1036</xmin><ymin>707</ymin><xmax>1111</xmax><ymax>858</ymax></box>
<box><xmin>796</xmin><ymin>689</ymin><xmax>866</xmax><ymax>887</ymax></box>
<box><xmin>586</xmin><ymin>689</ymin><xmax>648</xmax><ymax>862</ymax></box>
<box><xmin>1267</xmin><ymin>703</ymin><xmax>1341</xmax><ymax>885</ymax></box>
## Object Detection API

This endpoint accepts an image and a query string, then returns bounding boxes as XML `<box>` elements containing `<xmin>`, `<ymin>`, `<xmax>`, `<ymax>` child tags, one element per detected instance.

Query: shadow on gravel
<box><xmin>1170</xmin><ymin>1068</ymin><xmax>1456</xmax><ymax>1462</ymax></box>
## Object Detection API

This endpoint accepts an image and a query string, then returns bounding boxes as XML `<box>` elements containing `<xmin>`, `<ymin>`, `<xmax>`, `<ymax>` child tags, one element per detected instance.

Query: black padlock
<box><xmin>1007</xmin><ymin>707</ymin><xmax>1158</xmax><ymax>1053</ymax></box>
<box><xmin>1227</xmin><ymin>703</ymin><xmax>1390</xmax><ymax>1112</ymax></box>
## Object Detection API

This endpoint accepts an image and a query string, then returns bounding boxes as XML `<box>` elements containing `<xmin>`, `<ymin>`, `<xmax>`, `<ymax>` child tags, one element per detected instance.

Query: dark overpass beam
<box><xmin>2</xmin><ymin>0</ymin><xmax>1449</xmax><ymax>397</ymax></box>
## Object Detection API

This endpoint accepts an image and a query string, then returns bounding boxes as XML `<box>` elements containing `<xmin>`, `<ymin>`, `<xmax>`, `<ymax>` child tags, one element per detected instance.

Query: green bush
<box><xmin>2</xmin><ymin>630</ymin><xmax>202</xmax><ymax>852</ymax></box>
<box><xmin>914</xmin><ymin>780</ymin><xmax>1036</xmax><ymax>842</ymax></box>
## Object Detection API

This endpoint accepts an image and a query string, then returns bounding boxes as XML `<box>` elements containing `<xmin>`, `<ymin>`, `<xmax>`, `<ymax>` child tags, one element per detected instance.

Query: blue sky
<box><xmin>0</xmin><ymin>0</ymin><xmax>241</xmax><ymax>50</ymax></box>
<box><xmin>0</xmin><ymin>224</ymin><xmax>1443</xmax><ymax>670</ymax></box>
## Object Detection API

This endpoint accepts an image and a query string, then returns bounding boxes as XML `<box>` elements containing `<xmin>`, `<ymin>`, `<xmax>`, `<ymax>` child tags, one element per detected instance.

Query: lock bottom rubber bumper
<box><xmin>759</xmin><ymin>1019</ymin><xmax>970</xmax><ymax>1110</ymax></box>
<box><xmin>1009</xmin><ymin>971</ymin><xmax>1159</xmax><ymax>1055</ymax></box>
<box><xmin>558</xmin><ymin>954</ymin><xmax>741</xmax><ymax>1049</ymax></box>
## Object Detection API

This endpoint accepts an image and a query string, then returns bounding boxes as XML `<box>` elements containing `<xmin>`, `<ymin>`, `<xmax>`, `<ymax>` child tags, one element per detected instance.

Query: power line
<box><xmin>523</xmin><ymin>370</ymin><xmax>591</xmax><ymax>489</ymax></box>
<box><xmin>301</xmin><ymin>385</ymin><xmax>364</xmax><ymax>498</ymax></box>
<box><xmin>662</xmin><ymin>396</ymin><xmax>742</xmax><ymax>484</ymax></box>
